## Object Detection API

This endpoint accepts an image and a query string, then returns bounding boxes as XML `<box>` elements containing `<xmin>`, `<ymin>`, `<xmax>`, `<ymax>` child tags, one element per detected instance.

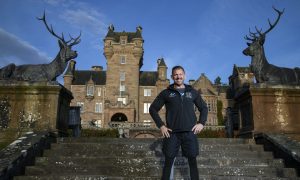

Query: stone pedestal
<box><xmin>235</xmin><ymin>84</ymin><xmax>300</xmax><ymax>137</ymax></box>
<box><xmin>0</xmin><ymin>80</ymin><xmax>73</xmax><ymax>139</ymax></box>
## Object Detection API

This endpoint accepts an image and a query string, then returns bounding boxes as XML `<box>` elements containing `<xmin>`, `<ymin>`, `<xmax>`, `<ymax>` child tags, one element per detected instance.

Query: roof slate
<box><xmin>139</xmin><ymin>71</ymin><xmax>158</xmax><ymax>86</ymax></box>
<box><xmin>72</xmin><ymin>71</ymin><xmax>106</xmax><ymax>85</ymax></box>
<box><xmin>72</xmin><ymin>70</ymin><xmax>157</xmax><ymax>86</ymax></box>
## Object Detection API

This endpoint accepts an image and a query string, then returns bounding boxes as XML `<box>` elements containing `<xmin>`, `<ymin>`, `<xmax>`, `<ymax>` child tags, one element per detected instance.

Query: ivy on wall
<box><xmin>217</xmin><ymin>100</ymin><xmax>224</xmax><ymax>125</ymax></box>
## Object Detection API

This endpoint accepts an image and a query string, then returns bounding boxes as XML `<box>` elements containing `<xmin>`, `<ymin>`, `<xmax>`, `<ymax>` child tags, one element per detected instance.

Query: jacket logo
<box><xmin>169</xmin><ymin>93</ymin><xmax>176</xmax><ymax>97</ymax></box>
<box><xmin>185</xmin><ymin>92</ymin><xmax>192</xmax><ymax>99</ymax></box>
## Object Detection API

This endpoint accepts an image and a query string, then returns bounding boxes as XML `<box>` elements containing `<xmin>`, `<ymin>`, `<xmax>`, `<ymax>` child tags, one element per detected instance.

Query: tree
<box><xmin>217</xmin><ymin>100</ymin><xmax>224</xmax><ymax>125</ymax></box>
<box><xmin>214</xmin><ymin>76</ymin><xmax>221</xmax><ymax>85</ymax></box>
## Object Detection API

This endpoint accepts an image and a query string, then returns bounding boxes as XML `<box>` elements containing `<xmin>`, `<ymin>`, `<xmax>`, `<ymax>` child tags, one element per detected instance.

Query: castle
<box><xmin>63</xmin><ymin>25</ymin><xmax>229</xmax><ymax>129</ymax></box>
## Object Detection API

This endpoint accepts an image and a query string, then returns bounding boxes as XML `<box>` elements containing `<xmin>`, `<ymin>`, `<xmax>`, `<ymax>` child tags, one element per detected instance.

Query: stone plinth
<box><xmin>0</xmin><ymin>80</ymin><xmax>73</xmax><ymax>138</ymax></box>
<box><xmin>235</xmin><ymin>84</ymin><xmax>300</xmax><ymax>137</ymax></box>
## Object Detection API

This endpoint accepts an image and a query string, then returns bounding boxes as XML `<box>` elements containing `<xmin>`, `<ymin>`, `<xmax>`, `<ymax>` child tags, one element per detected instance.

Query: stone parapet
<box><xmin>255</xmin><ymin>133</ymin><xmax>300</xmax><ymax>175</ymax></box>
<box><xmin>235</xmin><ymin>84</ymin><xmax>300</xmax><ymax>137</ymax></box>
<box><xmin>0</xmin><ymin>80</ymin><xmax>73</xmax><ymax>137</ymax></box>
<box><xmin>0</xmin><ymin>131</ymin><xmax>54</xmax><ymax>180</ymax></box>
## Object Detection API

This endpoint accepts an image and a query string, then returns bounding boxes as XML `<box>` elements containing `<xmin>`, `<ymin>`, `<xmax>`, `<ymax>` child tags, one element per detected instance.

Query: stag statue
<box><xmin>243</xmin><ymin>7</ymin><xmax>300</xmax><ymax>85</ymax></box>
<box><xmin>0</xmin><ymin>12</ymin><xmax>80</xmax><ymax>81</ymax></box>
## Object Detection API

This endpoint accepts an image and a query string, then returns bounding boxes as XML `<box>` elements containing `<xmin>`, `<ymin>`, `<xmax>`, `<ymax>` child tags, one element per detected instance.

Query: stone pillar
<box><xmin>0</xmin><ymin>80</ymin><xmax>73</xmax><ymax>139</ymax></box>
<box><xmin>235</xmin><ymin>84</ymin><xmax>300</xmax><ymax>137</ymax></box>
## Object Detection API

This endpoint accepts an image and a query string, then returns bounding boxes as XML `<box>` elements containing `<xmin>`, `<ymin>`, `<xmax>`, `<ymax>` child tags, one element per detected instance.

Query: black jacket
<box><xmin>149</xmin><ymin>84</ymin><xmax>208</xmax><ymax>132</ymax></box>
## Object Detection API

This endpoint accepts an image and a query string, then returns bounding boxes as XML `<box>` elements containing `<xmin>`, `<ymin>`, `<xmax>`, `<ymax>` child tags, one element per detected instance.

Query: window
<box><xmin>121</xmin><ymin>39</ymin><xmax>126</xmax><ymax>45</ymax></box>
<box><xmin>95</xmin><ymin>120</ymin><xmax>102</xmax><ymax>128</ymax></box>
<box><xmin>120</xmin><ymin>56</ymin><xmax>126</xmax><ymax>64</ymax></box>
<box><xmin>95</xmin><ymin>102</ymin><xmax>103</xmax><ymax>113</ymax></box>
<box><xmin>117</xmin><ymin>97</ymin><xmax>126</xmax><ymax>105</ymax></box>
<box><xmin>97</xmin><ymin>88</ymin><xmax>101</xmax><ymax>96</ymax></box>
<box><xmin>77</xmin><ymin>102</ymin><xmax>84</xmax><ymax>113</ymax></box>
<box><xmin>144</xmin><ymin>103</ymin><xmax>151</xmax><ymax>113</ymax></box>
<box><xmin>144</xmin><ymin>89</ymin><xmax>151</xmax><ymax>96</ymax></box>
<box><xmin>143</xmin><ymin>120</ymin><xmax>152</xmax><ymax>127</ymax></box>
<box><xmin>120</xmin><ymin>85</ymin><xmax>125</xmax><ymax>92</ymax></box>
<box><xmin>120</xmin><ymin>72</ymin><xmax>125</xmax><ymax>81</ymax></box>
<box><xmin>87</xmin><ymin>85</ymin><xmax>94</xmax><ymax>96</ymax></box>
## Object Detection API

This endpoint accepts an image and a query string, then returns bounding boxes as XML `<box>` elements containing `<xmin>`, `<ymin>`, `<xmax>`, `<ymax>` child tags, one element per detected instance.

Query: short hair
<box><xmin>172</xmin><ymin>65</ymin><xmax>185</xmax><ymax>75</ymax></box>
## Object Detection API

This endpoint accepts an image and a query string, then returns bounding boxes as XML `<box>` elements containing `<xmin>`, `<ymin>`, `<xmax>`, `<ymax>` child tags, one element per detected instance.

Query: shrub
<box><xmin>217</xmin><ymin>100</ymin><xmax>224</xmax><ymax>125</ymax></box>
<box><xmin>197</xmin><ymin>129</ymin><xmax>226</xmax><ymax>138</ymax></box>
<box><xmin>80</xmin><ymin>128</ymin><xmax>118</xmax><ymax>137</ymax></box>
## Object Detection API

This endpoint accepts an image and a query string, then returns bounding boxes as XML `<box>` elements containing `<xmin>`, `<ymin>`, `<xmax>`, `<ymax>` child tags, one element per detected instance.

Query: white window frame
<box><xmin>77</xmin><ymin>102</ymin><xmax>84</xmax><ymax>113</ymax></box>
<box><xmin>120</xmin><ymin>85</ymin><xmax>125</xmax><ymax>92</ymax></box>
<box><xmin>97</xmin><ymin>88</ymin><xmax>101</xmax><ymax>96</ymax></box>
<box><xmin>95</xmin><ymin>119</ymin><xmax>102</xmax><ymax>128</ymax></box>
<box><xmin>143</xmin><ymin>120</ymin><xmax>152</xmax><ymax>127</ymax></box>
<box><xmin>144</xmin><ymin>103</ymin><xmax>151</xmax><ymax>113</ymax></box>
<box><xmin>120</xmin><ymin>72</ymin><xmax>125</xmax><ymax>81</ymax></box>
<box><xmin>95</xmin><ymin>102</ymin><xmax>103</xmax><ymax>113</ymax></box>
<box><xmin>144</xmin><ymin>89</ymin><xmax>151</xmax><ymax>96</ymax></box>
<box><xmin>117</xmin><ymin>97</ymin><xmax>126</xmax><ymax>105</ymax></box>
<box><xmin>86</xmin><ymin>85</ymin><xmax>94</xmax><ymax>96</ymax></box>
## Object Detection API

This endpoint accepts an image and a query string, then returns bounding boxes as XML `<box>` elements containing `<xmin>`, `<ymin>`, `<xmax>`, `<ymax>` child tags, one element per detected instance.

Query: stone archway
<box><xmin>111</xmin><ymin>113</ymin><xmax>128</xmax><ymax>122</ymax></box>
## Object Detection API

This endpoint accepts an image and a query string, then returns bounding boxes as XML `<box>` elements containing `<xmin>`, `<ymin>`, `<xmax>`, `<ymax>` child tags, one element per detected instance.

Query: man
<box><xmin>149</xmin><ymin>66</ymin><xmax>208</xmax><ymax>180</ymax></box>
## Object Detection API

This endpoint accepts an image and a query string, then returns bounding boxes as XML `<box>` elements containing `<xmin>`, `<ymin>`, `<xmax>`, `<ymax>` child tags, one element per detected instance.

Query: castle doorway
<box><xmin>111</xmin><ymin>113</ymin><xmax>128</xmax><ymax>122</ymax></box>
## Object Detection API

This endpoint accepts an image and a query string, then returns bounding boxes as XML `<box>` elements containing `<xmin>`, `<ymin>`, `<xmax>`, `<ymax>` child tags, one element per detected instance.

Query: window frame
<box><xmin>86</xmin><ymin>85</ymin><xmax>94</xmax><ymax>96</ymax></box>
<box><xmin>144</xmin><ymin>89</ymin><xmax>151</xmax><ymax>97</ymax></box>
<box><xmin>143</xmin><ymin>103</ymin><xmax>151</xmax><ymax>114</ymax></box>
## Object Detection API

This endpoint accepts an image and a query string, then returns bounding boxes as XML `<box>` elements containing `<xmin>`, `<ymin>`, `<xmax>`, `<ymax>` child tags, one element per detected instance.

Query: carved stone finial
<box><xmin>108</xmin><ymin>24</ymin><xmax>114</xmax><ymax>32</ymax></box>
<box><xmin>136</xmin><ymin>26</ymin><xmax>142</xmax><ymax>32</ymax></box>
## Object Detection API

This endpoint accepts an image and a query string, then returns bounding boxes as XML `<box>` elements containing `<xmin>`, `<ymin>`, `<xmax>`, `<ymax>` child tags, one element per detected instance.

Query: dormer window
<box><xmin>86</xmin><ymin>85</ymin><xmax>94</xmax><ymax>96</ymax></box>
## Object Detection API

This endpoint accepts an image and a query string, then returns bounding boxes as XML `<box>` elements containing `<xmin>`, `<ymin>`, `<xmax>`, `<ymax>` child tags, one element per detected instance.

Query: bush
<box><xmin>217</xmin><ymin>100</ymin><xmax>224</xmax><ymax>125</ymax></box>
<box><xmin>197</xmin><ymin>129</ymin><xmax>226</xmax><ymax>138</ymax></box>
<box><xmin>80</xmin><ymin>128</ymin><xmax>118</xmax><ymax>137</ymax></box>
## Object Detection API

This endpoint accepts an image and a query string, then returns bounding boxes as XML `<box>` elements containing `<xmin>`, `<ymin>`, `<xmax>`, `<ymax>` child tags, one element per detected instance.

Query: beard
<box><xmin>174</xmin><ymin>78</ymin><xmax>183</xmax><ymax>86</ymax></box>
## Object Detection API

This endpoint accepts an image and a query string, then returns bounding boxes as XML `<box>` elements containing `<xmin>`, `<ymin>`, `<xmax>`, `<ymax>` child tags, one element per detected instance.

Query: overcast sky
<box><xmin>0</xmin><ymin>0</ymin><xmax>299</xmax><ymax>84</ymax></box>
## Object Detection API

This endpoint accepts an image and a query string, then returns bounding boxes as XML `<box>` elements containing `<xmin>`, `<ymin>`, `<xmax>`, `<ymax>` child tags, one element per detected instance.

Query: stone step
<box><xmin>34</xmin><ymin>156</ymin><xmax>285</xmax><ymax>168</ymax></box>
<box><xmin>24</xmin><ymin>165</ymin><xmax>298</xmax><ymax>178</ymax></box>
<box><xmin>14</xmin><ymin>175</ymin><xmax>299</xmax><ymax>180</ymax></box>
<box><xmin>57</xmin><ymin>137</ymin><xmax>256</xmax><ymax>145</ymax></box>
<box><xmin>43</xmin><ymin>148</ymin><xmax>274</xmax><ymax>159</ymax></box>
<box><xmin>50</xmin><ymin>143</ymin><xmax>264</xmax><ymax>151</ymax></box>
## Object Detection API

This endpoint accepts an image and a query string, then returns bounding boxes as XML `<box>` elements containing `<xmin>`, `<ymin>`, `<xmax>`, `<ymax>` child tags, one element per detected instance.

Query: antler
<box><xmin>37</xmin><ymin>11</ymin><xmax>81</xmax><ymax>46</ymax></box>
<box><xmin>68</xmin><ymin>32</ymin><xmax>81</xmax><ymax>46</ymax></box>
<box><xmin>262</xmin><ymin>6</ymin><xmax>284</xmax><ymax>35</ymax></box>
<box><xmin>244</xmin><ymin>28</ymin><xmax>258</xmax><ymax>41</ymax></box>
<box><xmin>37</xmin><ymin>11</ymin><xmax>66</xmax><ymax>43</ymax></box>
<box><xmin>245</xmin><ymin>6</ymin><xmax>284</xmax><ymax>42</ymax></box>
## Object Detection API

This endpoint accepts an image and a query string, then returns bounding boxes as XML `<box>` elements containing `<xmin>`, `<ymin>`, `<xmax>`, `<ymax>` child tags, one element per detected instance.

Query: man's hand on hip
<box><xmin>160</xmin><ymin>125</ymin><xmax>172</xmax><ymax>138</ymax></box>
<box><xmin>192</xmin><ymin>123</ymin><xmax>204</xmax><ymax>134</ymax></box>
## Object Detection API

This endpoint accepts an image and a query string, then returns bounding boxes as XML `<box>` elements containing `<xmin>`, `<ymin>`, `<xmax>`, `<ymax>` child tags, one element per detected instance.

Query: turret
<box><xmin>63</xmin><ymin>59</ymin><xmax>76</xmax><ymax>90</ymax></box>
<box><xmin>157</xmin><ymin>58</ymin><xmax>167</xmax><ymax>80</ymax></box>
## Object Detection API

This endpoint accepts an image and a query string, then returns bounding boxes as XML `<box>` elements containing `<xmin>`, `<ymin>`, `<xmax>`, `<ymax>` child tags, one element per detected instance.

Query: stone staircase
<box><xmin>14</xmin><ymin>137</ymin><xmax>300</xmax><ymax>180</ymax></box>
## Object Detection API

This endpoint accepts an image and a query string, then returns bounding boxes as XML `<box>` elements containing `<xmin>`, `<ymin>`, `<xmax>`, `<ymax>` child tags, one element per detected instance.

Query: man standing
<box><xmin>149</xmin><ymin>66</ymin><xmax>208</xmax><ymax>180</ymax></box>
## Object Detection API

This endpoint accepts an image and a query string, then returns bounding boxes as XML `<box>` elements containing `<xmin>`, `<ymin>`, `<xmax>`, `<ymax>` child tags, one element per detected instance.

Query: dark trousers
<box><xmin>161</xmin><ymin>132</ymin><xmax>199</xmax><ymax>180</ymax></box>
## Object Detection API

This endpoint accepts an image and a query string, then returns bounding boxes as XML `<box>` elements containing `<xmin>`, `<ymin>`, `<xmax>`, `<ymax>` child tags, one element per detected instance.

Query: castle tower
<box><xmin>156</xmin><ymin>58</ymin><xmax>169</xmax><ymax>93</ymax></box>
<box><xmin>103</xmin><ymin>25</ymin><xmax>144</xmax><ymax>123</ymax></box>
<box><xmin>63</xmin><ymin>59</ymin><xmax>76</xmax><ymax>90</ymax></box>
